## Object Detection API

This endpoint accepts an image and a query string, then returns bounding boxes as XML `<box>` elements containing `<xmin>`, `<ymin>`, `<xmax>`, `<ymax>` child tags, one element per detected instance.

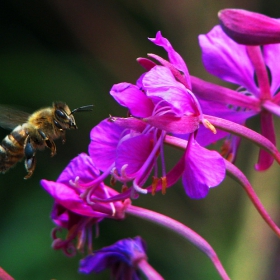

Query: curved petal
<box><xmin>80</xmin><ymin>252</ymin><xmax>120</xmax><ymax>273</ymax></box>
<box><xmin>149</xmin><ymin>31</ymin><xmax>191</xmax><ymax>87</ymax></box>
<box><xmin>50</xmin><ymin>203</ymin><xmax>71</xmax><ymax>228</ymax></box>
<box><xmin>79</xmin><ymin>237</ymin><xmax>146</xmax><ymax>275</ymax></box>
<box><xmin>110</xmin><ymin>83</ymin><xmax>154</xmax><ymax>117</ymax></box>
<box><xmin>116</xmin><ymin>134</ymin><xmax>154</xmax><ymax>176</ymax></box>
<box><xmin>89</xmin><ymin>119</ymin><xmax>127</xmax><ymax>171</ymax></box>
<box><xmin>199</xmin><ymin>25</ymin><xmax>259</xmax><ymax>96</ymax></box>
<box><xmin>263</xmin><ymin>43</ymin><xmax>280</xmax><ymax>95</ymax></box>
<box><xmin>57</xmin><ymin>153</ymin><xmax>99</xmax><ymax>185</ymax></box>
<box><xmin>41</xmin><ymin>180</ymin><xmax>106</xmax><ymax>218</ymax></box>
<box><xmin>142</xmin><ymin>66</ymin><xmax>196</xmax><ymax>115</ymax></box>
<box><xmin>182</xmin><ymin>136</ymin><xmax>226</xmax><ymax>199</ymax></box>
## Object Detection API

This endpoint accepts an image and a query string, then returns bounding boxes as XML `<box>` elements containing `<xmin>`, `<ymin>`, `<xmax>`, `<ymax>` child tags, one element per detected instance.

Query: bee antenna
<box><xmin>70</xmin><ymin>105</ymin><xmax>94</xmax><ymax>115</ymax></box>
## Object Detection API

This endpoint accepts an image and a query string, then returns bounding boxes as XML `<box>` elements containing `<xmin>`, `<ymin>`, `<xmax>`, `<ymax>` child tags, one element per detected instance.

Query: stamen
<box><xmin>76</xmin><ymin>230</ymin><xmax>84</xmax><ymax>251</ymax></box>
<box><xmin>103</xmin><ymin>184</ymin><xmax>116</xmax><ymax>217</ymax></box>
<box><xmin>122</xmin><ymin>184</ymin><xmax>128</xmax><ymax>192</ymax></box>
<box><xmin>87</xmin><ymin>227</ymin><xmax>93</xmax><ymax>255</ymax></box>
<box><xmin>69</xmin><ymin>176</ymin><xmax>80</xmax><ymax>188</ymax></box>
<box><xmin>111</xmin><ymin>165</ymin><xmax>134</xmax><ymax>183</ymax></box>
<box><xmin>161</xmin><ymin>177</ymin><xmax>167</xmax><ymax>195</ymax></box>
<box><xmin>202</xmin><ymin>118</ymin><xmax>217</xmax><ymax>134</ymax></box>
<box><xmin>152</xmin><ymin>176</ymin><xmax>159</xmax><ymax>195</ymax></box>
<box><xmin>110</xmin><ymin>175</ymin><xmax>116</xmax><ymax>186</ymax></box>
<box><xmin>133</xmin><ymin>180</ymin><xmax>148</xmax><ymax>194</ymax></box>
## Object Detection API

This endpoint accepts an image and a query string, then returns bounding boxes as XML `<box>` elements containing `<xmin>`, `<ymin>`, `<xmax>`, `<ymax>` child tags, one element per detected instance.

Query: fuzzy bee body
<box><xmin>0</xmin><ymin>102</ymin><xmax>93</xmax><ymax>179</ymax></box>
<box><xmin>0</xmin><ymin>125</ymin><xmax>27</xmax><ymax>172</ymax></box>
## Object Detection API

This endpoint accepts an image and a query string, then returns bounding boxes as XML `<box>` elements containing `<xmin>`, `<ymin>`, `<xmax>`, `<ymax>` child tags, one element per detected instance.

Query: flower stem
<box><xmin>204</xmin><ymin>115</ymin><xmax>280</xmax><ymax>164</ymax></box>
<box><xmin>0</xmin><ymin>267</ymin><xmax>14</xmax><ymax>280</ymax></box>
<box><xmin>225</xmin><ymin>159</ymin><xmax>280</xmax><ymax>237</ymax></box>
<box><xmin>137</xmin><ymin>258</ymin><xmax>164</xmax><ymax>280</ymax></box>
<box><xmin>126</xmin><ymin>205</ymin><xmax>230</xmax><ymax>280</ymax></box>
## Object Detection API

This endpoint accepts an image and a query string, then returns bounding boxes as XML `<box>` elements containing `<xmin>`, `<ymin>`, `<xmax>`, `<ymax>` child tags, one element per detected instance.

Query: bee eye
<box><xmin>54</xmin><ymin>119</ymin><xmax>63</xmax><ymax>129</ymax></box>
<box><xmin>55</xmin><ymin>109</ymin><xmax>67</xmax><ymax>120</ymax></box>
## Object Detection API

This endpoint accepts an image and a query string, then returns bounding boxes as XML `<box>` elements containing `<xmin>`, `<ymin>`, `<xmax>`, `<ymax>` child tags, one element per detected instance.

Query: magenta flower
<box><xmin>79</xmin><ymin>236</ymin><xmax>147</xmax><ymax>280</ymax></box>
<box><xmin>199</xmin><ymin>24</ymin><xmax>280</xmax><ymax>170</ymax></box>
<box><xmin>88</xmin><ymin>32</ymin><xmax>226</xmax><ymax>199</ymax></box>
<box><xmin>41</xmin><ymin>153</ymin><xmax>130</xmax><ymax>255</ymax></box>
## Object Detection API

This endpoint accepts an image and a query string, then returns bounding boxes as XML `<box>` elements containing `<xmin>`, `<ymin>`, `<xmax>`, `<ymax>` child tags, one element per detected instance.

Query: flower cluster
<box><xmin>40</xmin><ymin>8</ymin><xmax>280</xmax><ymax>280</ymax></box>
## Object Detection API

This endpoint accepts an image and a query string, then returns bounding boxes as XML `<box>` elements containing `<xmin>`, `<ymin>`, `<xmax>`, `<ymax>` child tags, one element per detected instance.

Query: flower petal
<box><xmin>41</xmin><ymin>180</ymin><xmax>106</xmax><ymax>218</ymax></box>
<box><xmin>116</xmin><ymin>134</ymin><xmax>154</xmax><ymax>176</ymax></box>
<box><xmin>79</xmin><ymin>236</ymin><xmax>146</xmax><ymax>276</ymax></box>
<box><xmin>182</xmin><ymin>136</ymin><xmax>226</xmax><ymax>199</ymax></box>
<box><xmin>57</xmin><ymin>153</ymin><xmax>99</xmax><ymax>184</ymax></box>
<box><xmin>263</xmin><ymin>43</ymin><xmax>280</xmax><ymax>95</ymax></box>
<box><xmin>149</xmin><ymin>31</ymin><xmax>191</xmax><ymax>87</ymax></box>
<box><xmin>89</xmin><ymin>119</ymin><xmax>127</xmax><ymax>171</ymax></box>
<box><xmin>110</xmin><ymin>83</ymin><xmax>154</xmax><ymax>117</ymax></box>
<box><xmin>199</xmin><ymin>25</ymin><xmax>259</xmax><ymax>96</ymax></box>
<box><xmin>142</xmin><ymin>66</ymin><xmax>196</xmax><ymax>115</ymax></box>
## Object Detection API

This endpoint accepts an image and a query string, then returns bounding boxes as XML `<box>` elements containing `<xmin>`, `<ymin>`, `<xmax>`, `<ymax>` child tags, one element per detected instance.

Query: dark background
<box><xmin>0</xmin><ymin>0</ymin><xmax>280</xmax><ymax>279</ymax></box>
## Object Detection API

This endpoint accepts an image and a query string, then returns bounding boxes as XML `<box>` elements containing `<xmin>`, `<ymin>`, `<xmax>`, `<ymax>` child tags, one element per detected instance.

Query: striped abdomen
<box><xmin>0</xmin><ymin>125</ymin><xmax>27</xmax><ymax>173</ymax></box>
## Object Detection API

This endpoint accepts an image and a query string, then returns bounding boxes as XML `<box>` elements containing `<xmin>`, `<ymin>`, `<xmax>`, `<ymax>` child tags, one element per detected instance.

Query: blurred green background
<box><xmin>0</xmin><ymin>0</ymin><xmax>280</xmax><ymax>279</ymax></box>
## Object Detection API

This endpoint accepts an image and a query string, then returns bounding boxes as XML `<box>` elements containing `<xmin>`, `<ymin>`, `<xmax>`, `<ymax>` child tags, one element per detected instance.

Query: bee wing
<box><xmin>0</xmin><ymin>105</ymin><xmax>30</xmax><ymax>130</ymax></box>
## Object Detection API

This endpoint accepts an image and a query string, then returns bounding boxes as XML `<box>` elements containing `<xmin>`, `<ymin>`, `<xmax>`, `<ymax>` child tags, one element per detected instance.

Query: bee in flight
<box><xmin>0</xmin><ymin>102</ymin><xmax>93</xmax><ymax>179</ymax></box>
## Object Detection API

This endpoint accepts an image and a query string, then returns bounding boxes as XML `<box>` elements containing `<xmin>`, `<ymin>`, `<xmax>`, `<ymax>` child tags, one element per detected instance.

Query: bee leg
<box><xmin>24</xmin><ymin>136</ymin><xmax>36</xmax><ymax>179</ymax></box>
<box><xmin>38</xmin><ymin>129</ymin><xmax>56</xmax><ymax>156</ymax></box>
<box><xmin>43</xmin><ymin>137</ymin><xmax>56</xmax><ymax>157</ymax></box>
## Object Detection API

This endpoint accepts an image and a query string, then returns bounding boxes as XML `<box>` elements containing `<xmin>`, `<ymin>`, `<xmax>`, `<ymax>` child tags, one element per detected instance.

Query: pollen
<box><xmin>161</xmin><ymin>176</ymin><xmax>167</xmax><ymax>195</ymax></box>
<box><xmin>121</xmin><ymin>184</ymin><xmax>128</xmax><ymax>193</ymax></box>
<box><xmin>151</xmin><ymin>176</ymin><xmax>159</xmax><ymax>195</ymax></box>
<box><xmin>202</xmin><ymin>119</ymin><xmax>217</xmax><ymax>134</ymax></box>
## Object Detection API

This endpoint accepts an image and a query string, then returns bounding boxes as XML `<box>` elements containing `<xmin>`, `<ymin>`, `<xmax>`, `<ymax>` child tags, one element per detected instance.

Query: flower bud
<box><xmin>219</xmin><ymin>9</ymin><xmax>280</xmax><ymax>45</ymax></box>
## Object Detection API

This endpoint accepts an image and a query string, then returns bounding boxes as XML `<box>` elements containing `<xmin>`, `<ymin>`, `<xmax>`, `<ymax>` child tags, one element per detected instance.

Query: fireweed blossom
<box><xmin>79</xmin><ymin>236</ymin><xmax>149</xmax><ymax>280</ymax></box>
<box><xmin>198</xmin><ymin>22</ymin><xmax>280</xmax><ymax>170</ymax></box>
<box><xmin>40</xmin><ymin>153</ymin><xmax>130</xmax><ymax>256</ymax></box>
<box><xmin>37</xmin><ymin>25</ymin><xmax>280</xmax><ymax>280</ymax></box>
<box><xmin>146</xmin><ymin>32</ymin><xmax>265</xmax><ymax>164</ymax></box>
<box><xmin>88</xmin><ymin>31</ymin><xmax>280</xmax><ymax>200</ymax></box>
<box><xmin>40</xmin><ymin>153</ymin><xmax>231</xmax><ymax>279</ymax></box>
<box><xmin>88</xmin><ymin>34</ymin><xmax>227</xmax><ymax>199</ymax></box>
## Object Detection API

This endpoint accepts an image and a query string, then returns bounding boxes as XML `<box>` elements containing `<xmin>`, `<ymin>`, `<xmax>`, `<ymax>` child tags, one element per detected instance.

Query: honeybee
<box><xmin>0</xmin><ymin>102</ymin><xmax>93</xmax><ymax>179</ymax></box>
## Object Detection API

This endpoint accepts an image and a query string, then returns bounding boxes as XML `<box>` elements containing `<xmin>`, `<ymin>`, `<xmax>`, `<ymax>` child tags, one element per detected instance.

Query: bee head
<box><xmin>53</xmin><ymin>102</ymin><xmax>77</xmax><ymax>130</ymax></box>
<box><xmin>53</xmin><ymin>102</ymin><xmax>94</xmax><ymax>131</ymax></box>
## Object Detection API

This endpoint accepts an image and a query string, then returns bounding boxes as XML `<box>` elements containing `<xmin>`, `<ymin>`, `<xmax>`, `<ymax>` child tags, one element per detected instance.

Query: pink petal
<box><xmin>142</xmin><ymin>66</ymin><xmax>196</xmax><ymax>115</ymax></box>
<box><xmin>149</xmin><ymin>31</ymin><xmax>191</xmax><ymax>87</ymax></box>
<box><xmin>110</xmin><ymin>83</ymin><xmax>154</xmax><ymax>117</ymax></box>
<box><xmin>182</xmin><ymin>137</ymin><xmax>226</xmax><ymax>199</ymax></box>
<box><xmin>199</xmin><ymin>25</ymin><xmax>259</xmax><ymax>96</ymax></box>
<box><xmin>116</xmin><ymin>134</ymin><xmax>154</xmax><ymax>176</ymax></box>
<box><xmin>41</xmin><ymin>180</ymin><xmax>105</xmax><ymax>218</ymax></box>
<box><xmin>89</xmin><ymin>119</ymin><xmax>126</xmax><ymax>171</ymax></box>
